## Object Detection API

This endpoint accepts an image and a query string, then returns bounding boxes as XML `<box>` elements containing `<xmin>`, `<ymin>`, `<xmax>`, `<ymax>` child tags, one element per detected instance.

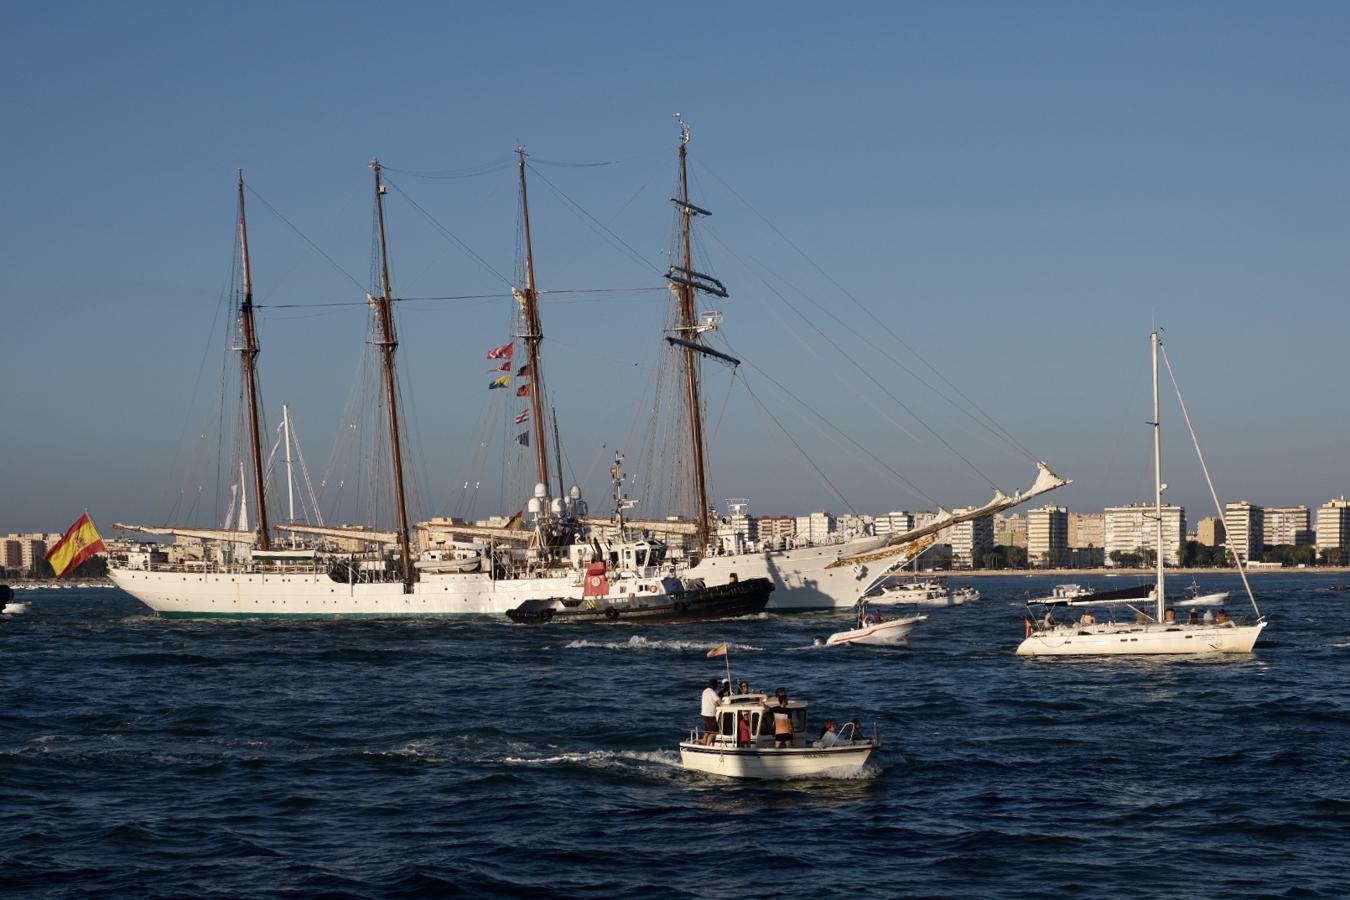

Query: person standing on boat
<box><xmin>736</xmin><ymin>712</ymin><xmax>752</xmax><ymax>748</ymax></box>
<box><xmin>765</xmin><ymin>690</ymin><xmax>793</xmax><ymax>749</ymax></box>
<box><xmin>737</xmin><ymin>679</ymin><xmax>752</xmax><ymax>695</ymax></box>
<box><xmin>701</xmin><ymin>679</ymin><xmax>719</xmax><ymax>745</ymax></box>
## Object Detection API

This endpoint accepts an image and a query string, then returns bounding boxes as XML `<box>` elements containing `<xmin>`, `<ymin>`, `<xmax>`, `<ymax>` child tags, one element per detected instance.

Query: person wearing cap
<box><xmin>818</xmin><ymin>720</ymin><xmax>838</xmax><ymax>748</ymax></box>
<box><xmin>701</xmin><ymin>679</ymin><xmax>718</xmax><ymax>745</ymax></box>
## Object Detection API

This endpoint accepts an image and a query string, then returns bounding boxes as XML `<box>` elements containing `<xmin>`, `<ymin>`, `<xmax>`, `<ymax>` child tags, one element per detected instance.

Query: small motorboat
<box><xmin>0</xmin><ymin>584</ymin><xmax>25</xmax><ymax>616</ymax></box>
<box><xmin>678</xmin><ymin>692</ymin><xmax>878</xmax><ymax>779</ymax></box>
<box><xmin>949</xmin><ymin>586</ymin><xmax>980</xmax><ymax>604</ymax></box>
<box><xmin>507</xmin><ymin>566</ymin><xmax>772</xmax><ymax>625</ymax></box>
<box><xmin>869</xmin><ymin>577</ymin><xmax>951</xmax><ymax>606</ymax></box>
<box><xmin>823</xmin><ymin>600</ymin><xmax>925</xmax><ymax>647</ymax></box>
<box><xmin>1174</xmin><ymin>580</ymin><xmax>1230</xmax><ymax>607</ymax></box>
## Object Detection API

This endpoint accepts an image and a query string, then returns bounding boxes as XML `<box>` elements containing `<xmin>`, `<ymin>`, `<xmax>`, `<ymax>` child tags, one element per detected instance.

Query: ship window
<box><xmin>720</xmin><ymin>711</ymin><xmax>736</xmax><ymax>737</ymax></box>
<box><xmin>790</xmin><ymin>709</ymin><xmax>806</xmax><ymax>733</ymax></box>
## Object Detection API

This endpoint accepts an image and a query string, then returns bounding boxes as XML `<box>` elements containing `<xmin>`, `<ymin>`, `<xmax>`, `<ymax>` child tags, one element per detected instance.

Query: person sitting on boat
<box><xmin>1216</xmin><ymin>609</ymin><xmax>1230</xmax><ymax>626</ymax></box>
<box><xmin>1164</xmin><ymin>608</ymin><xmax>1177</xmax><ymax>624</ymax></box>
<box><xmin>1077</xmin><ymin>610</ymin><xmax>1096</xmax><ymax>626</ymax></box>
<box><xmin>846</xmin><ymin>718</ymin><xmax>866</xmax><ymax>744</ymax></box>
<box><xmin>1202</xmin><ymin>607</ymin><xmax>1215</xmax><ymax>624</ymax></box>
<box><xmin>701</xmin><ymin>679</ymin><xmax>718</xmax><ymax>746</ymax></box>
<box><xmin>737</xmin><ymin>711</ymin><xmax>752</xmax><ymax>748</ymax></box>
<box><xmin>718</xmin><ymin>679</ymin><xmax>732</xmax><ymax>702</ymax></box>
<box><xmin>765</xmin><ymin>691</ymin><xmax>793</xmax><ymax>749</ymax></box>
<box><xmin>737</xmin><ymin>679</ymin><xmax>752</xmax><ymax>695</ymax></box>
<box><xmin>818</xmin><ymin>720</ymin><xmax>838</xmax><ymax>748</ymax></box>
<box><xmin>1188</xmin><ymin>608</ymin><xmax>1200</xmax><ymax>625</ymax></box>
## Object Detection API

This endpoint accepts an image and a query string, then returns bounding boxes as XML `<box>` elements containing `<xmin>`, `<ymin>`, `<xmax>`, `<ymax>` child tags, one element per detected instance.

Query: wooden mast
<box><xmin>237</xmin><ymin>171</ymin><xmax>271</xmax><ymax>550</ymax></box>
<box><xmin>672</xmin><ymin>118</ymin><xmax>712</xmax><ymax>555</ymax></box>
<box><xmin>369</xmin><ymin>159</ymin><xmax>414</xmax><ymax>592</ymax></box>
<box><xmin>515</xmin><ymin>148</ymin><xmax>552</xmax><ymax>502</ymax></box>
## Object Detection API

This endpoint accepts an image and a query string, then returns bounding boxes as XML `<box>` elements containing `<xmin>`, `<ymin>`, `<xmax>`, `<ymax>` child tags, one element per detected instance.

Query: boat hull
<box><xmin>684</xmin><ymin>536</ymin><xmax>888</xmax><ymax>612</ymax></box>
<box><xmin>505</xmin><ymin>578</ymin><xmax>772</xmax><ymax>625</ymax></box>
<box><xmin>1016</xmin><ymin>620</ymin><xmax>1267</xmax><ymax>656</ymax></box>
<box><xmin>678</xmin><ymin>741</ymin><xmax>875</xmax><ymax>779</ymax></box>
<box><xmin>825</xmin><ymin>614</ymin><xmax>926</xmax><ymax>646</ymax></box>
<box><xmin>109</xmin><ymin>566</ymin><xmax>585</xmax><ymax>618</ymax></box>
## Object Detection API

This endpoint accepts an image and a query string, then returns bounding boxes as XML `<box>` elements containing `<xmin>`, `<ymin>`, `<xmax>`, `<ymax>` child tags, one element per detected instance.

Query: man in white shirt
<box><xmin>701</xmin><ymin>678</ymin><xmax>719</xmax><ymax>745</ymax></box>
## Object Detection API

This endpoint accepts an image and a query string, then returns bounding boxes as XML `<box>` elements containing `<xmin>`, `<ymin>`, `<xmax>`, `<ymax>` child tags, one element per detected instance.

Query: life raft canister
<box><xmin>583</xmin><ymin>561</ymin><xmax>610</xmax><ymax>598</ymax></box>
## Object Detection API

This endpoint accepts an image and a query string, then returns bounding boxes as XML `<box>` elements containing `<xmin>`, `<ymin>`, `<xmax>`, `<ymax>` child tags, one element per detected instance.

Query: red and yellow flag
<box><xmin>45</xmin><ymin>513</ymin><xmax>106</xmax><ymax>578</ymax></box>
<box><xmin>706</xmin><ymin>642</ymin><xmax>728</xmax><ymax>659</ymax></box>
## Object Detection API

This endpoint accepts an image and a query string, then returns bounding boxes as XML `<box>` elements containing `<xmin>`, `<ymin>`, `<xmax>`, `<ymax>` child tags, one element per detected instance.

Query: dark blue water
<box><xmin>3</xmin><ymin>574</ymin><xmax>1349</xmax><ymax>898</ymax></box>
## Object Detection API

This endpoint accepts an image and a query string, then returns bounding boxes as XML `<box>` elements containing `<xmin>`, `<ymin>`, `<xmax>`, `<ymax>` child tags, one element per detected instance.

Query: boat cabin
<box><xmin>710</xmin><ymin>694</ymin><xmax>808</xmax><ymax>749</ymax></box>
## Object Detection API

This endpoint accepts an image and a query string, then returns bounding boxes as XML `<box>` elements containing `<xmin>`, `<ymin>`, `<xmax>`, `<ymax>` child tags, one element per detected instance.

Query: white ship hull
<box><xmin>109</xmin><ymin>566</ymin><xmax>584</xmax><ymax>618</ymax></box>
<box><xmin>1016</xmin><ymin>620</ymin><xmax>1266</xmax><ymax>657</ymax></box>
<box><xmin>685</xmin><ymin>536</ymin><xmax>888</xmax><ymax>611</ymax></box>
<box><xmin>679</xmin><ymin>741</ymin><xmax>875</xmax><ymax>779</ymax></box>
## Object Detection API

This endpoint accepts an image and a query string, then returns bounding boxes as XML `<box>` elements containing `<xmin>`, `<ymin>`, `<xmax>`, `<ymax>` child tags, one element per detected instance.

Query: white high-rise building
<box><xmin>873</xmin><ymin>511</ymin><xmax>915</xmax><ymax>537</ymax></box>
<box><xmin>945</xmin><ymin>509</ymin><xmax>993</xmax><ymax>569</ymax></box>
<box><xmin>1224</xmin><ymin>501</ymin><xmax>1264</xmax><ymax>564</ymax></box>
<box><xmin>1316</xmin><ymin>498</ymin><xmax>1350</xmax><ymax>557</ymax></box>
<box><xmin>793</xmin><ymin>512</ymin><xmax>836</xmax><ymax>546</ymax></box>
<box><xmin>1104</xmin><ymin>504</ymin><xmax>1186</xmax><ymax>566</ymax></box>
<box><xmin>1026</xmin><ymin>505</ymin><xmax>1069</xmax><ymax>567</ymax></box>
<box><xmin>1263</xmin><ymin>506</ymin><xmax>1311</xmax><ymax>547</ymax></box>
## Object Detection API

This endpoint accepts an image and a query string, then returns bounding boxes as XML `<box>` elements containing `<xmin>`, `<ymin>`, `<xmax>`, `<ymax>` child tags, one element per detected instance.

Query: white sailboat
<box><xmin>1017</xmin><ymin>331</ymin><xmax>1266</xmax><ymax>656</ymax></box>
<box><xmin>109</xmin><ymin>162</ymin><xmax>645</xmax><ymax>618</ymax></box>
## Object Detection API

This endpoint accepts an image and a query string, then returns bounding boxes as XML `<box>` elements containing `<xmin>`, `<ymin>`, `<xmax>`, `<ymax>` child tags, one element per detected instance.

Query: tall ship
<box><xmin>616</xmin><ymin>117</ymin><xmax>1068</xmax><ymax>611</ymax></box>
<box><xmin>110</xmin><ymin>160</ymin><xmax>659</xmax><ymax>618</ymax></box>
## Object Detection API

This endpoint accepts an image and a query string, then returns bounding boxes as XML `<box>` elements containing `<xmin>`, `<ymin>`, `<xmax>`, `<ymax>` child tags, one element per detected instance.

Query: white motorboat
<box><xmin>679</xmin><ymin>693</ymin><xmax>877</xmax><ymax>779</ymax></box>
<box><xmin>949</xmin><ymin>586</ymin><xmax>981</xmax><ymax>604</ymax></box>
<box><xmin>823</xmin><ymin>601</ymin><xmax>925</xmax><ymax>647</ymax></box>
<box><xmin>870</xmin><ymin>577</ymin><xmax>951</xmax><ymax>606</ymax></box>
<box><xmin>0</xmin><ymin>585</ymin><xmax>24</xmax><ymax>616</ymax></box>
<box><xmin>1017</xmin><ymin>331</ymin><xmax>1266</xmax><ymax>657</ymax></box>
<box><xmin>1174</xmin><ymin>580</ymin><xmax>1230</xmax><ymax>607</ymax></box>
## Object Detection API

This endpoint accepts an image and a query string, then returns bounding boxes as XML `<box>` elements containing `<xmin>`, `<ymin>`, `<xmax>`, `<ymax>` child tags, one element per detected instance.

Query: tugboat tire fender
<box><xmin>605</xmin><ymin>607</ymin><xmax>619</xmax><ymax>620</ymax></box>
<box><xmin>674</xmin><ymin>600</ymin><xmax>689</xmax><ymax>614</ymax></box>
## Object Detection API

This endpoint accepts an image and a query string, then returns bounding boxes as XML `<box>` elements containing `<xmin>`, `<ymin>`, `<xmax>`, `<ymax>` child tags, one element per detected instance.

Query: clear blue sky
<box><xmin>3</xmin><ymin>1</ymin><xmax>1348</xmax><ymax>535</ymax></box>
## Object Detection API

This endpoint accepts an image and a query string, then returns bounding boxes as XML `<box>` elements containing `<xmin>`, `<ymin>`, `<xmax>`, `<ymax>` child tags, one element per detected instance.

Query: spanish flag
<box><xmin>706</xmin><ymin>642</ymin><xmax>728</xmax><ymax>659</ymax></box>
<box><xmin>45</xmin><ymin>513</ymin><xmax>106</xmax><ymax>579</ymax></box>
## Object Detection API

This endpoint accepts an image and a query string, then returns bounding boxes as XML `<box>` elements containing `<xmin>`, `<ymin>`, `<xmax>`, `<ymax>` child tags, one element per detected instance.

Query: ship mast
<box><xmin>515</xmin><ymin>148</ymin><xmax>552</xmax><ymax>502</ymax></box>
<box><xmin>237</xmin><ymin>172</ymin><xmax>271</xmax><ymax>550</ymax></box>
<box><xmin>369</xmin><ymin>159</ymin><xmax>414</xmax><ymax>592</ymax></box>
<box><xmin>671</xmin><ymin>116</ymin><xmax>712</xmax><ymax>555</ymax></box>
<box><xmin>1152</xmin><ymin>329</ymin><xmax>1165</xmax><ymax>622</ymax></box>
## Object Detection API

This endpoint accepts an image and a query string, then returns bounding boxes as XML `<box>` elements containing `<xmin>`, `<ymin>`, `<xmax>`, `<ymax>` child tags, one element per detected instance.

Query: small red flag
<box><xmin>486</xmin><ymin>342</ymin><xmax>513</xmax><ymax>360</ymax></box>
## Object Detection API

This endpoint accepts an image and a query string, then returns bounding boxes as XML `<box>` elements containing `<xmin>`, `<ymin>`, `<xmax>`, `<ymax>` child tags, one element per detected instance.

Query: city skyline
<box><xmin>4</xmin><ymin>3</ymin><xmax>1349</xmax><ymax>535</ymax></box>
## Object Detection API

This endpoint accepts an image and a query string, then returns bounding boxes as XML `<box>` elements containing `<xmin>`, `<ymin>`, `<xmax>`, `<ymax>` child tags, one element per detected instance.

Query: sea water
<box><xmin>2</xmin><ymin>574</ymin><xmax>1348</xmax><ymax>897</ymax></box>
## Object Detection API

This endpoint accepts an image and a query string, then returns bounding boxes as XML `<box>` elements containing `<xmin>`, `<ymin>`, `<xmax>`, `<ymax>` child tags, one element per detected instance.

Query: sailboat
<box><xmin>1017</xmin><ymin>331</ymin><xmax>1267</xmax><ymax>656</ymax></box>
<box><xmin>108</xmin><ymin>161</ymin><xmax>649</xmax><ymax>618</ymax></box>
<box><xmin>641</xmin><ymin>116</ymin><xmax>1070</xmax><ymax>611</ymax></box>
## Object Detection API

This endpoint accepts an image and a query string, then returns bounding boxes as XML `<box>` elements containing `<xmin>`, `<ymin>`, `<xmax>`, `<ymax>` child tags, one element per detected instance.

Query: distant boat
<box><xmin>1017</xmin><ymin>331</ymin><xmax>1266</xmax><ymax>657</ymax></box>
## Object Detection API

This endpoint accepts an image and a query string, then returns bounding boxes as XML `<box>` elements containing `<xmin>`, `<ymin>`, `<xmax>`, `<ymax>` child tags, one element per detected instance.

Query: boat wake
<box><xmin>561</xmin><ymin>635</ymin><xmax>761</xmax><ymax>653</ymax></box>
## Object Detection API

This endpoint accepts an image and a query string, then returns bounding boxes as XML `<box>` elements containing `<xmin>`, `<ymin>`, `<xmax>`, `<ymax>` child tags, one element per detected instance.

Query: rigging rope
<box><xmin>739</xmin><ymin>376</ymin><xmax>856</xmax><ymax>515</ymax></box>
<box><xmin>244</xmin><ymin>184</ymin><xmax>367</xmax><ymax>293</ymax></box>
<box><xmin>382</xmin><ymin>177</ymin><xmax>514</xmax><ymax>288</ymax></box>
<box><xmin>705</xmin><ymin>228</ymin><xmax>1000</xmax><ymax>491</ymax></box>
<box><xmin>525</xmin><ymin>163</ymin><xmax>663</xmax><ymax>277</ymax></box>
<box><xmin>693</xmin><ymin>159</ymin><xmax>1042</xmax><ymax>465</ymax></box>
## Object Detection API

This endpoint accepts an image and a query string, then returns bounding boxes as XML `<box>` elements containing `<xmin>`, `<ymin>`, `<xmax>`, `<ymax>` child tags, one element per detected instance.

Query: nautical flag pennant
<box><xmin>493</xmin><ymin>361</ymin><xmax>511</xmax><ymax>372</ymax></box>
<box><xmin>489</xmin><ymin>375</ymin><xmax>510</xmax><ymax>390</ymax></box>
<box><xmin>516</xmin><ymin>364</ymin><xmax>532</xmax><ymax>377</ymax></box>
<box><xmin>45</xmin><ymin>513</ymin><xmax>106</xmax><ymax>579</ymax></box>
<box><xmin>515</xmin><ymin>410</ymin><xmax>529</xmax><ymax>424</ymax></box>
<box><xmin>515</xmin><ymin>432</ymin><xmax>530</xmax><ymax>447</ymax></box>
<box><xmin>516</xmin><ymin>383</ymin><xmax>531</xmax><ymax>397</ymax></box>
<box><xmin>486</xmin><ymin>342</ymin><xmax>514</xmax><ymax>361</ymax></box>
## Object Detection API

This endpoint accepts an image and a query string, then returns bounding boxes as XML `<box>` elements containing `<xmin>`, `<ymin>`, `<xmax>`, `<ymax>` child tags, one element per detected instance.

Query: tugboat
<box><xmin>506</xmin><ymin>454</ymin><xmax>772</xmax><ymax>625</ymax></box>
<box><xmin>679</xmin><ymin>691</ymin><xmax>878</xmax><ymax>779</ymax></box>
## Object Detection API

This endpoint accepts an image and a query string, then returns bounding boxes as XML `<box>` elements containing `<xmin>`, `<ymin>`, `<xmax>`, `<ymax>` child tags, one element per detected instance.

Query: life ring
<box><xmin>674</xmin><ymin>600</ymin><xmax>689</xmax><ymax>614</ymax></box>
<box><xmin>605</xmin><ymin>607</ymin><xmax>619</xmax><ymax>620</ymax></box>
<box><xmin>589</xmin><ymin>576</ymin><xmax>602</xmax><ymax>587</ymax></box>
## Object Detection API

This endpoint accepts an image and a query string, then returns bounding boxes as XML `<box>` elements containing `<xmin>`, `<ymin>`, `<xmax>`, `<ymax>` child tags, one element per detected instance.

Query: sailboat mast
<box><xmin>516</xmin><ymin>148</ymin><xmax>552</xmax><ymax>500</ymax></box>
<box><xmin>283</xmin><ymin>403</ymin><xmax>295</xmax><ymax>526</ymax></box>
<box><xmin>237</xmin><ymin>172</ymin><xmax>271</xmax><ymax>551</ymax></box>
<box><xmin>1152</xmin><ymin>330</ymin><xmax>1165</xmax><ymax>621</ymax></box>
<box><xmin>369</xmin><ymin>159</ymin><xmax>414</xmax><ymax>593</ymax></box>
<box><xmin>674</xmin><ymin>121</ymin><xmax>711</xmax><ymax>554</ymax></box>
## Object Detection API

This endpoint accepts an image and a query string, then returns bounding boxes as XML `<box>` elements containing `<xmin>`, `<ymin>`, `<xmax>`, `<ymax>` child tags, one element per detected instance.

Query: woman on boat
<box><xmin>766</xmin><ymin>692</ymin><xmax>794</xmax><ymax>748</ymax></box>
